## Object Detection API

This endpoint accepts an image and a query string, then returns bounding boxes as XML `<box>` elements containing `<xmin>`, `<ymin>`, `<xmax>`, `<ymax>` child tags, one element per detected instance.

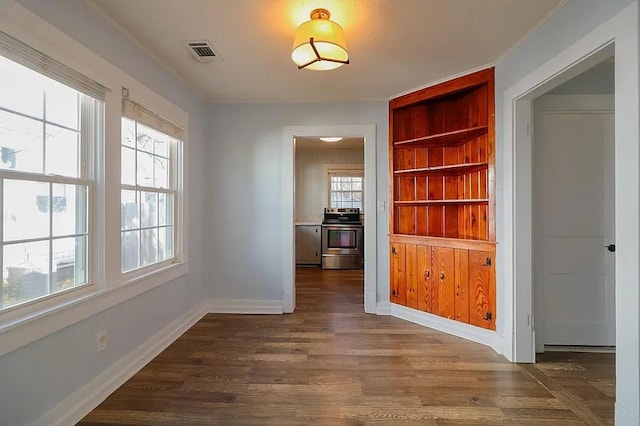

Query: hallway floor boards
<box><xmin>79</xmin><ymin>267</ymin><xmax>614</xmax><ymax>425</ymax></box>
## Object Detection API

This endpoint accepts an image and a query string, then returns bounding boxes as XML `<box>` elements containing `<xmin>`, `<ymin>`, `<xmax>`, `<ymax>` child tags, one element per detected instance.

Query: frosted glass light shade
<box><xmin>292</xmin><ymin>9</ymin><xmax>349</xmax><ymax>71</ymax></box>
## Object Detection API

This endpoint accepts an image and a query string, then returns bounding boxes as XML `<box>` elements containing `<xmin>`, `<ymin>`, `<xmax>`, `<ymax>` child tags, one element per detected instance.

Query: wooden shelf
<box><xmin>393</xmin><ymin>126</ymin><xmax>488</xmax><ymax>148</ymax></box>
<box><xmin>394</xmin><ymin>162</ymin><xmax>488</xmax><ymax>177</ymax></box>
<box><xmin>394</xmin><ymin>199</ymin><xmax>489</xmax><ymax>206</ymax></box>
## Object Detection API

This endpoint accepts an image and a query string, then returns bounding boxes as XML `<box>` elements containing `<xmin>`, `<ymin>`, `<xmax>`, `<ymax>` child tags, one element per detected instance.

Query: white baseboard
<box><xmin>615</xmin><ymin>403</ymin><xmax>640</xmax><ymax>426</ymax></box>
<box><xmin>33</xmin><ymin>302</ymin><xmax>208</xmax><ymax>426</ymax></box>
<box><xmin>208</xmin><ymin>299</ymin><xmax>283</xmax><ymax>314</ymax></box>
<box><xmin>390</xmin><ymin>303</ymin><xmax>503</xmax><ymax>355</ymax></box>
<box><xmin>376</xmin><ymin>302</ymin><xmax>391</xmax><ymax>315</ymax></box>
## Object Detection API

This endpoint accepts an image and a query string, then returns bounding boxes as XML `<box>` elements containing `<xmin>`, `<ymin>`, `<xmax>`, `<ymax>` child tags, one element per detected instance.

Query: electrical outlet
<box><xmin>96</xmin><ymin>330</ymin><xmax>107</xmax><ymax>353</ymax></box>
<box><xmin>377</xmin><ymin>201</ymin><xmax>386</xmax><ymax>211</ymax></box>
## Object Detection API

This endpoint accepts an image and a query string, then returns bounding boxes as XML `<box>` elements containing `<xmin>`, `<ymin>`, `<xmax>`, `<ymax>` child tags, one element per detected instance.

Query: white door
<box><xmin>533</xmin><ymin>97</ymin><xmax>615</xmax><ymax>348</ymax></box>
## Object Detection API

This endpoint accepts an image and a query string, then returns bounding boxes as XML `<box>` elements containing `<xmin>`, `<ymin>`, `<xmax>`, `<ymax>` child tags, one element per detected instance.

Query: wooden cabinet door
<box><xmin>434</xmin><ymin>246</ymin><xmax>455</xmax><ymax>319</ymax></box>
<box><xmin>454</xmin><ymin>249</ymin><xmax>469</xmax><ymax>323</ymax></box>
<box><xmin>295</xmin><ymin>225</ymin><xmax>321</xmax><ymax>264</ymax></box>
<box><xmin>416</xmin><ymin>245</ymin><xmax>432</xmax><ymax>313</ymax></box>
<box><xmin>405</xmin><ymin>244</ymin><xmax>418</xmax><ymax>309</ymax></box>
<box><xmin>469</xmin><ymin>250</ymin><xmax>495</xmax><ymax>330</ymax></box>
<box><xmin>390</xmin><ymin>242</ymin><xmax>407</xmax><ymax>305</ymax></box>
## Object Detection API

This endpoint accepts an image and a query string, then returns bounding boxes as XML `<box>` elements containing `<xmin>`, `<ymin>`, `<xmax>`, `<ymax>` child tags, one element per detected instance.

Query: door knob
<box><xmin>605</xmin><ymin>244</ymin><xmax>616</xmax><ymax>253</ymax></box>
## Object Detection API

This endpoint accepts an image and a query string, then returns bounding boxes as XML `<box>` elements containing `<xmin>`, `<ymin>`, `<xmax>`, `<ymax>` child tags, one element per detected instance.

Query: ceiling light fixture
<box><xmin>291</xmin><ymin>8</ymin><xmax>349</xmax><ymax>71</ymax></box>
<box><xmin>319</xmin><ymin>137</ymin><xmax>343</xmax><ymax>142</ymax></box>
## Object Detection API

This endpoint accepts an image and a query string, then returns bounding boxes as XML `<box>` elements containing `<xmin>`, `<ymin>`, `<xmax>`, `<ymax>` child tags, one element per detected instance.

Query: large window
<box><xmin>0</xmin><ymin>35</ymin><xmax>104</xmax><ymax>311</ymax></box>
<box><xmin>328</xmin><ymin>170</ymin><xmax>363</xmax><ymax>210</ymax></box>
<box><xmin>121</xmin><ymin>99</ymin><xmax>181</xmax><ymax>273</ymax></box>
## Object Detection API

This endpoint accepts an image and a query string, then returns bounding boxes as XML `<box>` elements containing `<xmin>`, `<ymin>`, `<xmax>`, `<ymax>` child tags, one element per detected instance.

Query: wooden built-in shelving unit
<box><xmin>388</xmin><ymin>68</ymin><xmax>496</xmax><ymax>330</ymax></box>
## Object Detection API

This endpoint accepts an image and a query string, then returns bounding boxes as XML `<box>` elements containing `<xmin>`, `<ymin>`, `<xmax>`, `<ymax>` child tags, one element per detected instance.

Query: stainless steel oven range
<box><xmin>321</xmin><ymin>207</ymin><xmax>363</xmax><ymax>269</ymax></box>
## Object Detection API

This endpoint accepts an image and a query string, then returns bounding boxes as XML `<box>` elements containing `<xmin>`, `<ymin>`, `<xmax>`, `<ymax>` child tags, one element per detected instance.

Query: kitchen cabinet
<box><xmin>388</xmin><ymin>68</ymin><xmax>496</xmax><ymax>330</ymax></box>
<box><xmin>390</xmin><ymin>241</ymin><xmax>495</xmax><ymax>330</ymax></box>
<box><xmin>295</xmin><ymin>225</ymin><xmax>321</xmax><ymax>265</ymax></box>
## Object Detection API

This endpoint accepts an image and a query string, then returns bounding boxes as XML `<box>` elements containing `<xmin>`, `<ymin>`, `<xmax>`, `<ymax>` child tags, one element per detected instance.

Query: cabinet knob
<box><xmin>392</xmin><ymin>247</ymin><xmax>397</xmax><ymax>255</ymax></box>
<box><xmin>425</xmin><ymin>269</ymin><xmax>430</xmax><ymax>279</ymax></box>
<box><xmin>440</xmin><ymin>272</ymin><xmax>445</xmax><ymax>280</ymax></box>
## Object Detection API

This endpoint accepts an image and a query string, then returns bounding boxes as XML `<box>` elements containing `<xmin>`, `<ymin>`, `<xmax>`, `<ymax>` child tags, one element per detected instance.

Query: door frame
<box><xmin>505</xmin><ymin>27</ymin><xmax>618</xmax><ymax>362</ymax></box>
<box><xmin>502</xmin><ymin>3</ymin><xmax>638</xmax><ymax>423</ymax></box>
<box><xmin>282</xmin><ymin>125</ymin><xmax>377</xmax><ymax>313</ymax></box>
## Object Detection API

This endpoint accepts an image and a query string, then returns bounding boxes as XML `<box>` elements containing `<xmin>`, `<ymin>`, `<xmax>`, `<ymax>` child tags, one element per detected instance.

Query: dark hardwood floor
<box><xmin>79</xmin><ymin>267</ymin><xmax>615</xmax><ymax>425</ymax></box>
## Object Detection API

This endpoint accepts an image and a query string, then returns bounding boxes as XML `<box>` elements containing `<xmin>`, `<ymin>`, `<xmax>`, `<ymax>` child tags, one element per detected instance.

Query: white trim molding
<box><xmin>390</xmin><ymin>303</ymin><xmax>503</xmax><ymax>355</ymax></box>
<box><xmin>33</xmin><ymin>301</ymin><xmax>207</xmax><ymax>426</ymax></box>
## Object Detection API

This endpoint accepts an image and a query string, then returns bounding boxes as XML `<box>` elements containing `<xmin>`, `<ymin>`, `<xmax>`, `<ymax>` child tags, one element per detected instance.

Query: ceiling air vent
<box><xmin>185</xmin><ymin>40</ymin><xmax>220</xmax><ymax>63</ymax></box>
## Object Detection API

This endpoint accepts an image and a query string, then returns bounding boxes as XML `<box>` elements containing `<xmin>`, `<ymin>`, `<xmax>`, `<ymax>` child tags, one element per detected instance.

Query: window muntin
<box><xmin>329</xmin><ymin>173</ymin><xmax>363</xmax><ymax>210</ymax></box>
<box><xmin>0</xmin><ymin>54</ymin><xmax>98</xmax><ymax>311</ymax></box>
<box><xmin>120</xmin><ymin>102</ymin><xmax>181</xmax><ymax>273</ymax></box>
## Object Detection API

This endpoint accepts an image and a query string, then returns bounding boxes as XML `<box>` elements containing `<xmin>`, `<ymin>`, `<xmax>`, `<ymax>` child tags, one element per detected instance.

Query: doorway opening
<box><xmin>294</xmin><ymin>137</ymin><xmax>365</xmax><ymax>310</ymax></box>
<box><xmin>532</xmin><ymin>56</ymin><xmax>615</xmax><ymax>354</ymax></box>
<box><xmin>282</xmin><ymin>125</ymin><xmax>377</xmax><ymax>314</ymax></box>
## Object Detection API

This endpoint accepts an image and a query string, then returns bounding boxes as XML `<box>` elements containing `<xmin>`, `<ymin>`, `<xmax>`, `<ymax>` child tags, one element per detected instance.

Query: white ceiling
<box><xmin>87</xmin><ymin>0</ymin><xmax>564</xmax><ymax>103</ymax></box>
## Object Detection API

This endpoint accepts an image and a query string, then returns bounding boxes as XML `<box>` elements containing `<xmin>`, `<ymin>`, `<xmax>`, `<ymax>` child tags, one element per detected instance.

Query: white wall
<box><xmin>0</xmin><ymin>1</ymin><xmax>208</xmax><ymax>425</ymax></box>
<box><xmin>495</xmin><ymin>0</ymin><xmax>639</xmax><ymax>423</ymax></box>
<box><xmin>295</xmin><ymin>146</ymin><xmax>364</xmax><ymax>223</ymax></box>
<box><xmin>206</xmin><ymin>102</ymin><xmax>387</xmax><ymax>302</ymax></box>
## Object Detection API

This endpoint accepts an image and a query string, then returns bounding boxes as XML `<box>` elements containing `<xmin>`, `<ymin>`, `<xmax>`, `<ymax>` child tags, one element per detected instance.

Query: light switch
<box><xmin>377</xmin><ymin>201</ymin><xmax>386</xmax><ymax>211</ymax></box>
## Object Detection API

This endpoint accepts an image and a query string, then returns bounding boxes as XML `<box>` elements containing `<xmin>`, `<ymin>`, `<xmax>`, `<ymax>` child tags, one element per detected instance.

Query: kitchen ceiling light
<box><xmin>291</xmin><ymin>8</ymin><xmax>349</xmax><ymax>71</ymax></box>
<box><xmin>319</xmin><ymin>137</ymin><xmax>343</xmax><ymax>142</ymax></box>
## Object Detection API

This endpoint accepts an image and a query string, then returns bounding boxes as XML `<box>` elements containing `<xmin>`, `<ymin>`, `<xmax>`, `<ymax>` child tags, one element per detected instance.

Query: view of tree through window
<box><xmin>120</xmin><ymin>111</ymin><xmax>178</xmax><ymax>272</ymax></box>
<box><xmin>0</xmin><ymin>55</ymin><xmax>96</xmax><ymax>310</ymax></box>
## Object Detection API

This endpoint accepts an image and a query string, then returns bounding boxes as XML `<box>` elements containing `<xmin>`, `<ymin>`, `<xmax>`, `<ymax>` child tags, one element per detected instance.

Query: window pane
<box><xmin>52</xmin><ymin>184</ymin><xmax>87</xmax><ymax>236</ymax></box>
<box><xmin>46</xmin><ymin>81</ymin><xmax>79</xmax><ymax>129</ymax></box>
<box><xmin>53</xmin><ymin>236</ymin><xmax>87</xmax><ymax>291</ymax></box>
<box><xmin>353</xmin><ymin>179</ymin><xmax>362</xmax><ymax>190</ymax></box>
<box><xmin>136</xmin><ymin>123</ymin><xmax>155</xmax><ymax>153</ymax></box>
<box><xmin>3</xmin><ymin>180</ymin><xmax>50</xmax><ymax>242</ymax></box>
<box><xmin>121</xmin><ymin>190</ymin><xmax>139</xmax><ymax>230</ymax></box>
<box><xmin>121</xmin><ymin>146</ymin><xmax>136</xmax><ymax>185</ymax></box>
<box><xmin>0</xmin><ymin>56</ymin><xmax>44</xmax><ymax>119</ymax></box>
<box><xmin>3</xmin><ymin>240</ymin><xmax>50</xmax><ymax>308</ymax></box>
<box><xmin>141</xmin><ymin>228</ymin><xmax>158</xmax><ymax>266</ymax></box>
<box><xmin>122</xmin><ymin>230</ymin><xmax>140</xmax><ymax>272</ymax></box>
<box><xmin>154</xmin><ymin>156</ymin><xmax>169</xmax><ymax>189</ymax></box>
<box><xmin>45</xmin><ymin>124</ymin><xmax>80</xmax><ymax>177</ymax></box>
<box><xmin>158</xmin><ymin>226</ymin><xmax>174</xmax><ymax>261</ymax></box>
<box><xmin>155</xmin><ymin>135</ymin><xmax>170</xmax><ymax>158</ymax></box>
<box><xmin>159</xmin><ymin>193</ymin><xmax>174</xmax><ymax>226</ymax></box>
<box><xmin>140</xmin><ymin>191</ymin><xmax>158</xmax><ymax>227</ymax></box>
<box><xmin>137</xmin><ymin>151</ymin><xmax>154</xmax><ymax>187</ymax></box>
<box><xmin>122</xmin><ymin>118</ymin><xmax>135</xmax><ymax>147</ymax></box>
<box><xmin>0</xmin><ymin>110</ymin><xmax>43</xmax><ymax>173</ymax></box>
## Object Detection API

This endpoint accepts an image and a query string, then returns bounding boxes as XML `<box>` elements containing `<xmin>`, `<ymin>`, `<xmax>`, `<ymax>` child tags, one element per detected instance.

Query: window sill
<box><xmin>0</xmin><ymin>259</ymin><xmax>189</xmax><ymax>357</ymax></box>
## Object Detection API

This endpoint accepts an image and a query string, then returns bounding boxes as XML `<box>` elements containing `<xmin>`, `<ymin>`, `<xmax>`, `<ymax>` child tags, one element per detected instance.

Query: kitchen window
<box><xmin>121</xmin><ymin>98</ymin><xmax>182</xmax><ymax>273</ymax></box>
<box><xmin>328</xmin><ymin>170</ymin><xmax>363</xmax><ymax>210</ymax></box>
<box><xmin>0</xmin><ymin>31</ymin><xmax>104</xmax><ymax>312</ymax></box>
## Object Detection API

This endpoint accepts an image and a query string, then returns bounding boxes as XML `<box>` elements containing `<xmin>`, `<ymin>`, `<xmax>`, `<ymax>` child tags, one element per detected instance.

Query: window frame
<box><xmin>0</xmin><ymin>48</ymin><xmax>103</xmax><ymax>317</ymax></box>
<box><xmin>326</xmin><ymin>167</ymin><xmax>364</xmax><ymax>211</ymax></box>
<box><xmin>119</xmin><ymin>98</ymin><xmax>184</xmax><ymax>278</ymax></box>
